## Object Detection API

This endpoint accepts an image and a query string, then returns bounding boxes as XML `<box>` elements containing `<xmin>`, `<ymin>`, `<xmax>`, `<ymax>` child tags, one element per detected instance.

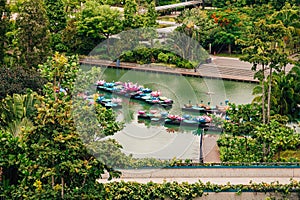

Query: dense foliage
<box><xmin>16</xmin><ymin>0</ymin><xmax>51</xmax><ymax>69</ymax></box>
<box><xmin>0</xmin><ymin>92</ymin><xmax>38</xmax><ymax>136</ymax></box>
<box><xmin>176</xmin><ymin>3</ymin><xmax>300</xmax><ymax>56</ymax></box>
<box><xmin>252</xmin><ymin>65</ymin><xmax>300</xmax><ymax>120</ymax></box>
<box><xmin>120</xmin><ymin>47</ymin><xmax>195</xmax><ymax>68</ymax></box>
<box><xmin>218</xmin><ymin>103</ymin><xmax>300</xmax><ymax>162</ymax></box>
<box><xmin>77</xmin><ymin>3</ymin><xmax>122</xmax><ymax>55</ymax></box>
<box><xmin>0</xmin><ymin>66</ymin><xmax>46</xmax><ymax>100</ymax></box>
<box><xmin>0</xmin><ymin>0</ymin><xmax>10</xmax><ymax>64</ymax></box>
<box><xmin>0</xmin><ymin>53</ymin><xmax>122</xmax><ymax>198</ymax></box>
<box><xmin>212</xmin><ymin>0</ymin><xmax>300</xmax><ymax>9</ymax></box>
<box><xmin>44</xmin><ymin>0</ymin><xmax>68</xmax><ymax>52</ymax></box>
<box><xmin>100</xmin><ymin>179</ymin><xmax>300</xmax><ymax>199</ymax></box>
<box><xmin>1</xmin><ymin>0</ymin><xmax>300</xmax><ymax>198</ymax></box>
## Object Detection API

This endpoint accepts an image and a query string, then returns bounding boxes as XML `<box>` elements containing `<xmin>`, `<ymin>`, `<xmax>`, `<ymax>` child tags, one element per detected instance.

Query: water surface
<box><xmin>98</xmin><ymin>67</ymin><xmax>256</xmax><ymax>161</ymax></box>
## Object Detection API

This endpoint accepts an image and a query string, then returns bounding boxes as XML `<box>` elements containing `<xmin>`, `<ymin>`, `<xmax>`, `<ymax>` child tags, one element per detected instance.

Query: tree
<box><xmin>16</xmin><ymin>96</ymin><xmax>114</xmax><ymax>198</ymax></box>
<box><xmin>124</xmin><ymin>0</ymin><xmax>140</xmax><ymax>29</ymax></box>
<box><xmin>0</xmin><ymin>0</ymin><xmax>10</xmax><ymax>64</ymax></box>
<box><xmin>282</xmin><ymin>64</ymin><xmax>300</xmax><ymax>119</ymax></box>
<box><xmin>61</xmin><ymin>18</ymin><xmax>103</xmax><ymax>55</ymax></box>
<box><xmin>140</xmin><ymin>1</ymin><xmax>158</xmax><ymax>47</ymax></box>
<box><xmin>1</xmin><ymin>53</ymin><xmax>122</xmax><ymax>198</ymax></box>
<box><xmin>223</xmin><ymin>103</ymin><xmax>262</xmax><ymax>137</ymax></box>
<box><xmin>142</xmin><ymin>1</ymin><xmax>158</xmax><ymax>28</ymax></box>
<box><xmin>0</xmin><ymin>130</ymin><xmax>25</xmax><ymax>194</ymax></box>
<box><xmin>218</xmin><ymin>119</ymin><xmax>300</xmax><ymax>162</ymax></box>
<box><xmin>77</xmin><ymin>3</ymin><xmax>123</xmax><ymax>55</ymax></box>
<box><xmin>271</xmin><ymin>3</ymin><xmax>300</xmax><ymax>61</ymax></box>
<box><xmin>63</xmin><ymin>0</ymin><xmax>84</xmax><ymax>14</ymax></box>
<box><xmin>45</xmin><ymin>0</ymin><xmax>67</xmax><ymax>34</ymax></box>
<box><xmin>248</xmin><ymin>65</ymin><xmax>299</xmax><ymax>121</ymax></box>
<box><xmin>254</xmin><ymin>120</ymin><xmax>298</xmax><ymax>162</ymax></box>
<box><xmin>176</xmin><ymin>8</ymin><xmax>219</xmax><ymax>52</ymax></box>
<box><xmin>38</xmin><ymin>52</ymin><xmax>79</xmax><ymax>98</ymax></box>
<box><xmin>73</xmin><ymin>66</ymin><xmax>123</xmax><ymax>147</ymax></box>
<box><xmin>16</xmin><ymin>0</ymin><xmax>51</xmax><ymax>69</ymax></box>
<box><xmin>44</xmin><ymin>0</ymin><xmax>68</xmax><ymax>52</ymax></box>
<box><xmin>166</xmin><ymin>30</ymin><xmax>209</xmax><ymax>67</ymax></box>
<box><xmin>266</xmin><ymin>45</ymin><xmax>290</xmax><ymax>123</ymax></box>
<box><xmin>210</xmin><ymin>9</ymin><xmax>243</xmax><ymax>54</ymax></box>
<box><xmin>239</xmin><ymin>19</ymin><xmax>289</xmax><ymax>123</ymax></box>
<box><xmin>0</xmin><ymin>66</ymin><xmax>46</xmax><ymax>100</ymax></box>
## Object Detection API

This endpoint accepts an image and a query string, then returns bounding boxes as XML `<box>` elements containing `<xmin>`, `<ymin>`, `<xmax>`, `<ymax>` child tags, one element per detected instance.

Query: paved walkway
<box><xmin>155</xmin><ymin>1</ymin><xmax>201</xmax><ymax>11</ymax></box>
<box><xmin>99</xmin><ymin>177</ymin><xmax>300</xmax><ymax>184</ymax></box>
<box><xmin>99</xmin><ymin>167</ymin><xmax>300</xmax><ymax>184</ymax></box>
<box><xmin>199</xmin><ymin>56</ymin><xmax>256</xmax><ymax>82</ymax></box>
<box><xmin>203</xmin><ymin>56</ymin><xmax>294</xmax><ymax>81</ymax></box>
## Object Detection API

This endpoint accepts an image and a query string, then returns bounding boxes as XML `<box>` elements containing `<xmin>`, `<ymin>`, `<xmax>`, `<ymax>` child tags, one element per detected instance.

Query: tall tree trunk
<box><xmin>262</xmin><ymin>143</ymin><xmax>266</xmax><ymax>162</ymax></box>
<box><xmin>202</xmin><ymin>0</ymin><xmax>205</xmax><ymax>9</ymax></box>
<box><xmin>61</xmin><ymin>177</ymin><xmax>64</xmax><ymax>198</ymax></box>
<box><xmin>267</xmin><ymin>67</ymin><xmax>272</xmax><ymax>123</ymax></box>
<box><xmin>150</xmin><ymin>37</ymin><xmax>154</xmax><ymax>47</ymax></box>
<box><xmin>228</xmin><ymin>43</ymin><xmax>231</xmax><ymax>54</ymax></box>
<box><xmin>0</xmin><ymin>167</ymin><xmax>2</xmax><ymax>183</ymax></box>
<box><xmin>106</xmin><ymin>35</ymin><xmax>110</xmax><ymax>56</ymax></box>
<box><xmin>52</xmin><ymin>160</ymin><xmax>55</xmax><ymax>187</ymax></box>
<box><xmin>52</xmin><ymin>175</ymin><xmax>55</xmax><ymax>187</ymax></box>
<box><xmin>262</xmin><ymin>64</ymin><xmax>266</xmax><ymax>124</ymax></box>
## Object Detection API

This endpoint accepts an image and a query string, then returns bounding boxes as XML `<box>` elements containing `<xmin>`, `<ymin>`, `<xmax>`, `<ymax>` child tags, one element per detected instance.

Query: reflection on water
<box><xmin>98</xmin><ymin>67</ymin><xmax>256</xmax><ymax>160</ymax></box>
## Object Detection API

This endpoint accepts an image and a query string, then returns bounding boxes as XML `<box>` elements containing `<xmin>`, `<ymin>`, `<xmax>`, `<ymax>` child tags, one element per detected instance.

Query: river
<box><xmin>97</xmin><ymin>67</ymin><xmax>256</xmax><ymax>162</ymax></box>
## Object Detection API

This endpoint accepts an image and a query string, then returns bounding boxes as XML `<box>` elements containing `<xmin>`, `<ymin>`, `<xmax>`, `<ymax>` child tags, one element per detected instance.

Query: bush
<box><xmin>120</xmin><ymin>48</ymin><xmax>195</xmax><ymax>69</ymax></box>
<box><xmin>158</xmin><ymin>52</ymin><xmax>169</xmax><ymax>63</ymax></box>
<box><xmin>98</xmin><ymin>179</ymin><xmax>299</xmax><ymax>199</ymax></box>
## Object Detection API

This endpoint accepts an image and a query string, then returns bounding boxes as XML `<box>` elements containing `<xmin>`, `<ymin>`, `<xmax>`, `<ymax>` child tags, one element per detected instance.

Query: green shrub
<box><xmin>120</xmin><ymin>48</ymin><xmax>195</xmax><ymax>69</ymax></box>
<box><xmin>158</xmin><ymin>52</ymin><xmax>169</xmax><ymax>63</ymax></box>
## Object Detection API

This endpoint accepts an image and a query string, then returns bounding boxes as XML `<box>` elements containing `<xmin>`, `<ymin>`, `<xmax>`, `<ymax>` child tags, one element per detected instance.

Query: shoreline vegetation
<box><xmin>1</xmin><ymin>0</ymin><xmax>300</xmax><ymax>198</ymax></box>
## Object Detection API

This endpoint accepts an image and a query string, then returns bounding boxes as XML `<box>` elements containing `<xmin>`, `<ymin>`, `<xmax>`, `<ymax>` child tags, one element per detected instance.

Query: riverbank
<box><xmin>80</xmin><ymin>56</ymin><xmax>260</xmax><ymax>83</ymax></box>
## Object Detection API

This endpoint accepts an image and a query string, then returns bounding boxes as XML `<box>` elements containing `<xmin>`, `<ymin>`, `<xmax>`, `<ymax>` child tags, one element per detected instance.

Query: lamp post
<box><xmin>199</xmin><ymin>128</ymin><xmax>204</xmax><ymax>163</ymax></box>
<box><xmin>194</xmin><ymin>128</ymin><xmax>204</xmax><ymax>163</ymax></box>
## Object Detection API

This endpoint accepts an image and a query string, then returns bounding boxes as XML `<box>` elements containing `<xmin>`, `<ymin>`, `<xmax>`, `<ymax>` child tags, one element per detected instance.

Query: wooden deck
<box><xmin>79</xmin><ymin>59</ymin><xmax>258</xmax><ymax>83</ymax></box>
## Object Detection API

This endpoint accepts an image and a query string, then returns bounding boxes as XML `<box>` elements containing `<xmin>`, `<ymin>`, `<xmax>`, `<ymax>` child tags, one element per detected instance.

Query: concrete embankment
<box><xmin>99</xmin><ymin>166</ymin><xmax>300</xmax><ymax>184</ymax></box>
<box><xmin>79</xmin><ymin>57</ymin><xmax>259</xmax><ymax>83</ymax></box>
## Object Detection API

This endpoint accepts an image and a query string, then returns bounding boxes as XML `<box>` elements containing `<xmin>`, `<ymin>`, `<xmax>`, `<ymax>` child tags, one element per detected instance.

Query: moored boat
<box><xmin>182</xmin><ymin>100</ymin><xmax>230</xmax><ymax>114</ymax></box>
<box><xmin>137</xmin><ymin>111</ymin><xmax>214</xmax><ymax>128</ymax></box>
<box><xmin>96</xmin><ymin>96</ymin><xmax>122</xmax><ymax>109</ymax></box>
<box><xmin>96</xmin><ymin>80</ymin><xmax>173</xmax><ymax>107</ymax></box>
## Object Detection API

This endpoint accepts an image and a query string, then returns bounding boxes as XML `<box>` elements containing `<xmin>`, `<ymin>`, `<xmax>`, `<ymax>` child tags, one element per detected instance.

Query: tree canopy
<box><xmin>16</xmin><ymin>0</ymin><xmax>51</xmax><ymax>69</ymax></box>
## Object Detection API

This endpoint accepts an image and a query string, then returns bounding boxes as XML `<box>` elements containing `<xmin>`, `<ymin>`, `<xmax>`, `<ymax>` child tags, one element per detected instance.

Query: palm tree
<box><xmin>272</xmin><ymin>72</ymin><xmax>295</xmax><ymax>117</ymax></box>
<box><xmin>254</xmin><ymin>65</ymin><xmax>300</xmax><ymax>121</ymax></box>
<box><xmin>287</xmin><ymin>64</ymin><xmax>300</xmax><ymax>119</ymax></box>
<box><xmin>271</xmin><ymin>3</ymin><xmax>300</xmax><ymax>55</ymax></box>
